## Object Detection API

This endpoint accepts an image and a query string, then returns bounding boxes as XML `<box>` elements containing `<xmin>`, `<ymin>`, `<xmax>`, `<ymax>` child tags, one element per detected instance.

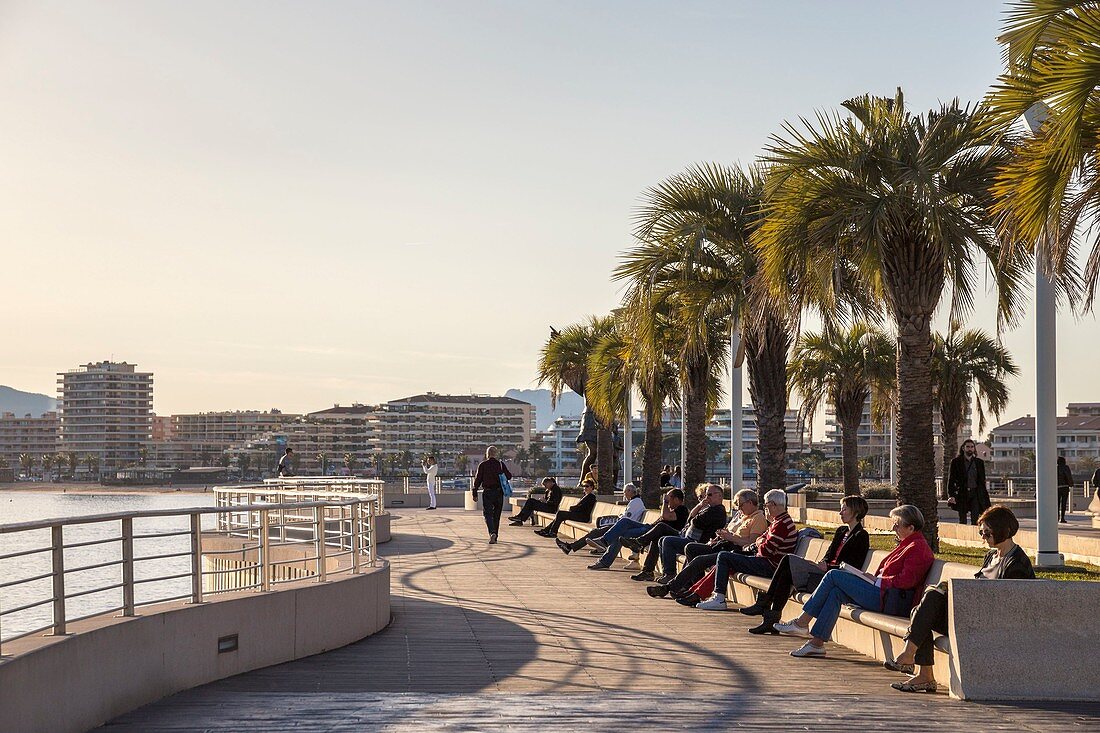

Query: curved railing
<box><xmin>0</xmin><ymin>491</ymin><xmax>378</xmax><ymax>654</ymax></box>
<box><xmin>262</xmin><ymin>477</ymin><xmax>386</xmax><ymax>508</ymax></box>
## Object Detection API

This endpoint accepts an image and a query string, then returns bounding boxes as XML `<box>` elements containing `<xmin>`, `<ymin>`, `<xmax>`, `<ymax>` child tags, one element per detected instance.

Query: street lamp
<box><xmin>1024</xmin><ymin>101</ymin><xmax>1064</xmax><ymax>568</ymax></box>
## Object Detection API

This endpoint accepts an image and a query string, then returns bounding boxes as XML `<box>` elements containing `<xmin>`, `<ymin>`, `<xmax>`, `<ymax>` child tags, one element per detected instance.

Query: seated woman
<box><xmin>535</xmin><ymin>479</ymin><xmax>598</xmax><ymax>538</ymax></box>
<box><xmin>740</xmin><ymin>494</ymin><xmax>870</xmax><ymax>634</ymax></box>
<box><xmin>774</xmin><ymin>504</ymin><xmax>934</xmax><ymax>658</ymax></box>
<box><xmin>509</xmin><ymin>476</ymin><xmax>564</xmax><ymax>526</ymax></box>
<box><xmin>885</xmin><ymin>505</ymin><xmax>1035</xmax><ymax>693</ymax></box>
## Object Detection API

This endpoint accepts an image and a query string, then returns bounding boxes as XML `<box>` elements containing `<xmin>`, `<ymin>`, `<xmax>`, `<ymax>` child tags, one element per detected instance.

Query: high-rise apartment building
<box><xmin>172</xmin><ymin>410</ymin><xmax>295</xmax><ymax>447</ymax></box>
<box><xmin>57</xmin><ymin>361</ymin><xmax>153</xmax><ymax>470</ymax></box>
<box><xmin>280</xmin><ymin>405</ymin><xmax>379</xmax><ymax>472</ymax></box>
<box><xmin>0</xmin><ymin>411</ymin><xmax>60</xmax><ymax>468</ymax></box>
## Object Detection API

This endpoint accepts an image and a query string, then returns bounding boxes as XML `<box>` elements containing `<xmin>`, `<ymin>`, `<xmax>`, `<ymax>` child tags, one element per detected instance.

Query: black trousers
<box><xmin>1058</xmin><ymin>486</ymin><xmax>1070</xmax><ymax>517</ymax></box>
<box><xmin>515</xmin><ymin>497</ymin><xmax>555</xmax><ymax>522</ymax></box>
<box><xmin>546</xmin><ymin>507</ymin><xmax>592</xmax><ymax>536</ymax></box>
<box><xmin>764</xmin><ymin>554</ymin><xmax>825</xmax><ymax>616</ymax></box>
<box><xmin>481</xmin><ymin>488</ymin><xmax>504</xmax><ymax>537</ymax></box>
<box><xmin>567</xmin><ymin>525</ymin><xmax>609</xmax><ymax>552</ymax></box>
<box><xmin>637</xmin><ymin>523</ymin><xmax>682</xmax><ymax>572</ymax></box>
<box><xmin>904</xmin><ymin>586</ymin><xmax>949</xmax><ymax>666</ymax></box>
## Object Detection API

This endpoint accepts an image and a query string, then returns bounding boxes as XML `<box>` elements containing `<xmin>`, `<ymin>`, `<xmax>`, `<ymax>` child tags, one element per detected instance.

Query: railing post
<box><xmin>260</xmin><ymin>508</ymin><xmax>271</xmax><ymax>592</ymax></box>
<box><xmin>122</xmin><ymin>517</ymin><xmax>135</xmax><ymax>616</ymax></box>
<box><xmin>314</xmin><ymin>505</ymin><xmax>327</xmax><ymax>582</ymax></box>
<box><xmin>51</xmin><ymin>525</ymin><xmax>67</xmax><ymax>636</ymax></box>
<box><xmin>190</xmin><ymin>514</ymin><xmax>204</xmax><ymax>603</ymax></box>
<box><xmin>350</xmin><ymin>503</ymin><xmax>361</xmax><ymax>574</ymax></box>
<box><xmin>368</xmin><ymin>497</ymin><xmax>377</xmax><ymax>566</ymax></box>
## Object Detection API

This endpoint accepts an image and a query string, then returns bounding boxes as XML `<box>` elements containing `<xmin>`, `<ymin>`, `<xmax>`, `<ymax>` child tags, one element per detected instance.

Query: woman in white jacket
<box><xmin>422</xmin><ymin>456</ymin><xmax>438</xmax><ymax>510</ymax></box>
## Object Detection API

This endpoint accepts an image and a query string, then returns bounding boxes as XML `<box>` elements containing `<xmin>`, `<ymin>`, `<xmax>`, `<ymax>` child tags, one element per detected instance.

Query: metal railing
<box><xmin>263</xmin><ymin>477</ymin><xmax>386</xmax><ymax>508</ymax></box>
<box><xmin>0</xmin><ymin>490</ymin><xmax>378</xmax><ymax>654</ymax></box>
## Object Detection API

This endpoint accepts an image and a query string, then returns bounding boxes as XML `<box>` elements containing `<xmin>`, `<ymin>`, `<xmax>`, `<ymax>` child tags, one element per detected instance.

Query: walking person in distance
<box><xmin>947</xmin><ymin>439</ymin><xmax>990</xmax><ymax>525</ymax></box>
<box><xmin>1057</xmin><ymin>456</ymin><xmax>1074</xmax><ymax>524</ymax></box>
<box><xmin>473</xmin><ymin>446</ymin><xmax>512</xmax><ymax>544</ymax></box>
<box><xmin>277</xmin><ymin>447</ymin><xmax>295</xmax><ymax>477</ymax></box>
<box><xmin>422</xmin><ymin>455</ymin><xmax>439</xmax><ymax>510</ymax></box>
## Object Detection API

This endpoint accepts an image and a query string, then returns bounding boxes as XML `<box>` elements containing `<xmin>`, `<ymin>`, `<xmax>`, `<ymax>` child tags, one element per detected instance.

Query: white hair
<box><xmin>485</xmin><ymin>445</ymin><xmax>498</xmax><ymax>459</ymax></box>
<box><xmin>763</xmin><ymin>489</ymin><xmax>787</xmax><ymax>508</ymax></box>
<box><xmin>623</xmin><ymin>483</ymin><xmax>638</xmax><ymax>497</ymax></box>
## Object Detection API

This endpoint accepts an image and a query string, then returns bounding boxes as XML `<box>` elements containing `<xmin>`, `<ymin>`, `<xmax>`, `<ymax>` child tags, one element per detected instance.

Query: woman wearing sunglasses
<box><xmin>884</xmin><ymin>505</ymin><xmax>1035</xmax><ymax>693</ymax></box>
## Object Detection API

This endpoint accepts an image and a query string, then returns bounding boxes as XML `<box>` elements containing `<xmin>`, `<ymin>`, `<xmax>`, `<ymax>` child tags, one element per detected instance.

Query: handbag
<box><xmin>882</xmin><ymin>587</ymin><xmax>915</xmax><ymax>616</ymax></box>
<box><xmin>498</xmin><ymin>461</ymin><xmax>513</xmax><ymax>497</ymax></box>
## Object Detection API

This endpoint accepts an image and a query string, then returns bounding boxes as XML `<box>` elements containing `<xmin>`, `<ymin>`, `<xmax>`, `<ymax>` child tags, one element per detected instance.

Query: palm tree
<box><xmin>789</xmin><ymin>322</ymin><xmax>896</xmax><ymax>495</ymax></box>
<box><xmin>758</xmin><ymin>90</ymin><xmax>1030</xmax><ymax>547</ymax></box>
<box><xmin>18</xmin><ymin>453</ymin><xmax>35</xmax><ymax>479</ymax></box>
<box><xmin>932</xmin><ymin>325</ymin><xmax>1019</xmax><ymax>495</ymax></box>
<box><xmin>237</xmin><ymin>453</ymin><xmax>252</xmax><ymax>480</ymax></box>
<box><xmin>986</xmin><ymin>1</ymin><xmax>1100</xmax><ymax>302</ymax></box>
<box><xmin>618</xmin><ymin>163</ymin><xmax>799</xmax><ymax>493</ymax></box>
<box><xmin>82</xmin><ymin>454</ymin><xmax>100</xmax><ymax>480</ymax></box>
<box><xmin>585</xmin><ymin>307</ymin><xmax>679</xmax><ymax>507</ymax></box>
<box><xmin>454</xmin><ymin>454</ymin><xmax>470</xmax><ymax>474</ymax></box>
<box><xmin>317</xmin><ymin>452</ymin><xmax>328</xmax><ymax>476</ymax></box>
<box><xmin>343</xmin><ymin>452</ymin><xmax>357</xmax><ymax>476</ymax></box>
<box><xmin>63</xmin><ymin>451</ymin><xmax>79</xmax><ymax>480</ymax></box>
<box><xmin>537</xmin><ymin>316</ymin><xmax>617</xmax><ymax>492</ymax></box>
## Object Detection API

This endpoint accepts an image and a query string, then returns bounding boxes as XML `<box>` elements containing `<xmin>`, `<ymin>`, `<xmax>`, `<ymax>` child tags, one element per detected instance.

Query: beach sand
<box><xmin>0</xmin><ymin>481</ymin><xmax>216</xmax><ymax>496</ymax></box>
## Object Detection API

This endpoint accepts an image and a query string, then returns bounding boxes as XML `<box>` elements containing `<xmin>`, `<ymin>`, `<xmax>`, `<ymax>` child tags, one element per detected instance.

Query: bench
<box><xmin>525</xmin><ymin>497</ymin><xmax>1100</xmax><ymax>701</ymax></box>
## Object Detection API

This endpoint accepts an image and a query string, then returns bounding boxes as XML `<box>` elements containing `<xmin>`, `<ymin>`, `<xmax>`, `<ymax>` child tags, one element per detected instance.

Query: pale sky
<box><xmin>1</xmin><ymin>1</ymin><xmax>1096</xmax><ymax>434</ymax></box>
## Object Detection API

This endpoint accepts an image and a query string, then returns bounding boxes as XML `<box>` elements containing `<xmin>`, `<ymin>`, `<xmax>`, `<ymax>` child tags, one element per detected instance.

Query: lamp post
<box><xmin>623</xmin><ymin>391</ymin><xmax>632</xmax><ymax>487</ymax></box>
<box><xmin>1024</xmin><ymin>101</ymin><xmax>1064</xmax><ymax>568</ymax></box>
<box><xmin>730</xmin><ymin>318</ymin><xmax>743</xmax><ymax>492</ymax></box>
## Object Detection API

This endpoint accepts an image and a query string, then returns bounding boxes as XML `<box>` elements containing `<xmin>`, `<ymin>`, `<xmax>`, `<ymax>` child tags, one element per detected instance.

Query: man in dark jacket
<box><xmin>1057</xmin><ymin>456</ymin><xmax>1075</xmax><ymax>523</ymax></box>
<box><xmin>947</xmin><ymin>439</ymin><xmax>990</xmax><ymax>525</ymax></box>
<box><xmin>508</xmin><ymin>477</ymin><xmax>563</xmax><ymax>526</ymax></box>
<box><xmin>473</xmin><ymin>445</ymin><xmax>512</xmax><ymax>544</ymax></box>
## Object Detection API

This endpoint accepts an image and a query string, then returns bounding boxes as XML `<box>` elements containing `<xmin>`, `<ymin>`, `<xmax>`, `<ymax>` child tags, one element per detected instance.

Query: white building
<box><xmin>57</xmin><ymin>361</ymin><xmax>153</xmax><ymax>470</ymax></box>
<box><xmin>0</xmin><ymin>411</ymin><xmax>60</xmax><ymax>468</ymax></box>
<box><xmin>990</xmin><ymin>409</ymin><xmax>1100</xmax><ymax>475</ymax></box>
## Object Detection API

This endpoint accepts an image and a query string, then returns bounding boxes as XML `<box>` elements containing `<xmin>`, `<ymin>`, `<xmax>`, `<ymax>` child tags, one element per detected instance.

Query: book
<box><xmin>839</xmin><ymin>561</ymin><xmax>877</xmax><ymax>585</ymax></box>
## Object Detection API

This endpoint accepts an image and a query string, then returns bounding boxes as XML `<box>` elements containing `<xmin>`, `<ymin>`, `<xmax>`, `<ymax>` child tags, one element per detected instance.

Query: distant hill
<box><xmin>506</xmin><ymin>388</ymin><xmax>583</xmax><ymax>431</ymax></box>
<box><xmin>0</xmin><ymin>385</ymin><xmax>56</xmax><ymax>417</ymax></box>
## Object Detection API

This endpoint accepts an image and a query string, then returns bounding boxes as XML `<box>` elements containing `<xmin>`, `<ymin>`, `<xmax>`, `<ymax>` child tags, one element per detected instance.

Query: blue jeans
<box><xmin>713</xmin><ymin>552</ymin><xmax>775</xmax><ymax>595</ymax></box>
<box><xmin>658</xmin><ymin>535</ymin><xmax>694</xmax><ymax>578</ymax></box>
<box><xmin>596</xmin><ymin>517</ymin><xmax>649</xmax><ymax>567</ymax></box>
<box><xmin>801</xmin><ymin>568</ymin><xmax>882</xmax><ymax>641</ymax></box>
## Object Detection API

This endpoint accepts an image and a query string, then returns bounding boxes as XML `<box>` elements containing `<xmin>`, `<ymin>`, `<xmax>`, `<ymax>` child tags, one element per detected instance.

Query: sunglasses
<box><xmin>978</xmin><ymin>528</ymin><xmax>994</xmax><ymax>538</ymax></box>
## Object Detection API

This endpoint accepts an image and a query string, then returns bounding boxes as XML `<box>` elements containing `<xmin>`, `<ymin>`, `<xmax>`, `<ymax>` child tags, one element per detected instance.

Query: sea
<box><xmin>0</xmin><ymin>491</ymin><xmax>216</xmax><ymax>642</ymax></box>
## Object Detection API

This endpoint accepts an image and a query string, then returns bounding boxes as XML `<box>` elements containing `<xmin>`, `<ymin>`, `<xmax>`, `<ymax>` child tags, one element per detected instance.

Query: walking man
<box><xmin>277</xmin><ymin>447</ymin><xmax>295</xmax><ymax>477</ymax></box>
<box><xmin>947</xmin><ymin>440</ymin><xmax>989</xmax><ymax>525</ymax></box>
<box><xmin>1057</xmin><ymin>456</ymin><xmax>1075</xmax><ymax>524</ymax></box>
<box><xmin>422</xmin><ymin>456</ymin><xmax>439</xmax><ymax>510</ymax></box>
<box><xmin>473</xmin><ymin>446</ymin><xmax>511</xmax><ymax>544</ymax></box>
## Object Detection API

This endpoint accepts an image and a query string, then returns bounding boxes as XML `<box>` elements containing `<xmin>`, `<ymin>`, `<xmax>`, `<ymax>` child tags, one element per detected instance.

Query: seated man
<box><xmin>579</xmin><ymin>488</ymin><xmax>686</xmax><ymax>566</ymax></box>
<box><xmin>695</xmin><ymin>488</ymin><xmax>798</xmax><ymax>610</ymax></box>
<box><xmin>535</xmin><ymin>479</ymin><xmax>597</xmax><ymax>537</ymax></box>
<box><xmin>557</xmin><ymin>483</ymin><xmax>645</xmax><ymax>554</ymax></box>
<box><xmin>647</xmin><ymin>488</ymin><xmax>767</xmax><ymax>598</ymax></box>
<box><xmin>509</xmin><ymin>476</ymin><xmax>564</xmax><ymax>526</ymax></box>
<box><xmin>619</xmin><ymin>484</ymin><xmax>726</xmax><ymax>581</ymax></box>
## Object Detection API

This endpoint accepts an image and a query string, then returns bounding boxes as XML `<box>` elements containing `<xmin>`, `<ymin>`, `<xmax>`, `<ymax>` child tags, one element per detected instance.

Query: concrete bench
<box><xmin>530</xmin><ymin>497</ymin><xmax>1100</xmax><ymax>701</ymax></box>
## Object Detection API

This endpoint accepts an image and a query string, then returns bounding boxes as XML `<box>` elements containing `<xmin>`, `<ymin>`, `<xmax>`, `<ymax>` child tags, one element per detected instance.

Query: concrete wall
<box><xmin>0</xmin><ymin>564</ymin><xmax>390</xmax><ymax>733</ymax></box>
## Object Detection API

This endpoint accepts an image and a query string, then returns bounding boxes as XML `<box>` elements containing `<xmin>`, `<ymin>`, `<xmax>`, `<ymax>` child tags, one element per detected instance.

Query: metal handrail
<box><xmin>0</xmin><ymin>493</ymin><xmax>378</xmax><ymax>653</ymax></box>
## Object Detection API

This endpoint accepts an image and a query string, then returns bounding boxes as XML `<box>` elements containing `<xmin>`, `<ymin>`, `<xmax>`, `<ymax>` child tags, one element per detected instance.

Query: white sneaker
<box><xmin>623</xmin><ymin>560</ymin><xmax>641</xmax><ymax>571</ymax></box>
<box><xmin>773</xmin><ymin>620</ymin><xmax>812</xmax><ymax>638</ymax></box>
<box><xmin>695</xmin><ymin>594</ymin><xmax>728</xmax><ymax>611</ymax></box>
<box><xmin>790</xmin><ymin>641</ymin><xmax>826</xmax><ymax>658</ymax></box>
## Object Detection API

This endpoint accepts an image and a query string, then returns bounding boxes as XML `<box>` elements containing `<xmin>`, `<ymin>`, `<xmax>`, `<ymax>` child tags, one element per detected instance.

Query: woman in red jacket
<box><xmin>774</xmin><ymin>504</ymin><xmax>934</xmax><ymax>658</ymax></box>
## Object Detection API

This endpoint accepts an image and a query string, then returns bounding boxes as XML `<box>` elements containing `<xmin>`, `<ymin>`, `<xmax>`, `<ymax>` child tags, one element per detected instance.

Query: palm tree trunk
<box><xmin>941</xmin><ymin>419</ymin><xmax>960</xmax><ymax>500</ymax></box>
<box><xmin>641</xmin><ymin>401</ymin><xmax>664</xmax><ymax>508</ymax></box>
<box><xmin>895</xmin><ymin>308</ymin><xmax>939</xmax><ymax>550</ymax></box>
<box><xmin>837</xmin><ymin>394</ymin><xmax>866</xmax><ymax>496</ymax></box>
<box><xmin>683</xmin><ymin>361</ymin><xmax>710</xmax><ymax>493</ymax></box>
<box><xmin>595</xmin><ymin>426</ymin><xmax>614</xmax><ymax>495</ymax></box>
<box><xmin>746</xmin><ymin>314</ymin><xmax>790</xmax><ymax>494</ymax></box>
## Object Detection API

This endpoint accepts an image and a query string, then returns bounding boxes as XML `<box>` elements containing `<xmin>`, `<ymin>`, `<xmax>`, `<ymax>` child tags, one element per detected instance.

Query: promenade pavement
<box><xmin>104</xmin><ymin>508</ymin><xmax>1100</xmax><ymax>731</ymax></box>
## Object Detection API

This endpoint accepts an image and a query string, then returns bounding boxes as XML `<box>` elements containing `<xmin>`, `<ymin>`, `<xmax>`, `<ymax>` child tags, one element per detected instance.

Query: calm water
<box><xmin>0</xmin><ymin>492</ymin><xmax>215</xmax><ymax>641</ymax></box>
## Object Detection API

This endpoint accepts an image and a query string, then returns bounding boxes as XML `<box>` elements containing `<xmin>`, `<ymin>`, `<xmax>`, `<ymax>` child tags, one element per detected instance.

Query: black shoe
<box><xmin>556</xmin><ymin>538</ymin><xmax>573</xmax><ymax>555</ymax></box>
<box><xmin>535</xmin><ymin>528</ymin><xmax>553</xmax><ymax>537</ymax></box>
<box><xmin>621</xmin><ymin>538</ymin><xmax>643</xmax><ymax>552</ymax></box>
<box><xmin>646</xmin><ymin>584</ymin><xmax>671</xmax><ymax>599</ymax></box>
<box><xmin>426</xmin><ymin>506</ymin><xmax>437</xmax><ymax>510</ymax></box>
<box><xmin>509</xmin><ymin>520</ymin><xmax>524</xmax><ymax>526</ymax></box>
<box><xmin>630</xmin><ymin>571</ymin><xmax>654</xmax><ymax>582</ymax></box>
<box><xmin>676</xmin><ymin>594</ymin><xmax>700</xmax><ymax>607</ymax></box>
<box><xmin>669</xmin><ymin>586</ymin><xmax>693</xmax><ymax>600</ymax></box>
<box><xmin>488</xmin><ymin>534</ymin><xmax>498</xmax><ymax>544</ymax></box>
<box><xmin>508</xmin><ymin>515</ymin><xmax>522</xmax><ymax>522</ymax></box>
<box><xmin>739</xmin><ymin>597</ymin><xmax>771</xmax><ymax>616</ymax></box>
<box><xmin>748</xmin><ymin>612</ymin><xmax>780</xmax><ymax>635</ymax></box>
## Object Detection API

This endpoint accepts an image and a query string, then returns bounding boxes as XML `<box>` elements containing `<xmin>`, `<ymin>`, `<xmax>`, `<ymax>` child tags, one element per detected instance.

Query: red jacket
<box><xmin>874</xmin><ymin>531</ymin><xmax>934</xmax><ymax>606</ymax></box>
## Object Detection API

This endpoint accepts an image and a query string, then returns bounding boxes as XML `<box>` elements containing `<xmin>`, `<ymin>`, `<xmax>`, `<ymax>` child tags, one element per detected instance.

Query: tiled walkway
<box><xmin>104</xmin><ymin>509</ymin><xmax>1100</xmax><ymax>731</ymax></box>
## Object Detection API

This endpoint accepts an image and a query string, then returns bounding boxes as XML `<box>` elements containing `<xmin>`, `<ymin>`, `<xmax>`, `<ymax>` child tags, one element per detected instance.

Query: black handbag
<box><xmin>882</xmin><ymin>587</ymin><xmax>915</xmax><ymax>616</ymax></box>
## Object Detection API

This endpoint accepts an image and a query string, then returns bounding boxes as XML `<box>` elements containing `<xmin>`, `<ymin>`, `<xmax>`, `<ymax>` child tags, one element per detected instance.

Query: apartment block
<box><xmin>0</xmin><ymin>411</ymin><xmax>60</xmax><ymax>468</ymax></box>
<box><xmin>57</xmin><ymin>361</ymin><xmax>153</xmax><ymax>470</ymax></box>
<box><xmin>989</xmin><ymin>410</ymin><xmax>1100</xmax><ymax>474</ymax></box>
<box><xmin>280</xmin><ymin>405</ymin><xmax>380</xmax><ymax>472</ymax></box>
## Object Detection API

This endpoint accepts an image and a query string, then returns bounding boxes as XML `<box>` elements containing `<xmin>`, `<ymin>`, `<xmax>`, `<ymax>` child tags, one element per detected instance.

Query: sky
<box><xmin>0</xmin><ymin>0</ymin><xmax>1096</xmax><ymax>434</ymax></box>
